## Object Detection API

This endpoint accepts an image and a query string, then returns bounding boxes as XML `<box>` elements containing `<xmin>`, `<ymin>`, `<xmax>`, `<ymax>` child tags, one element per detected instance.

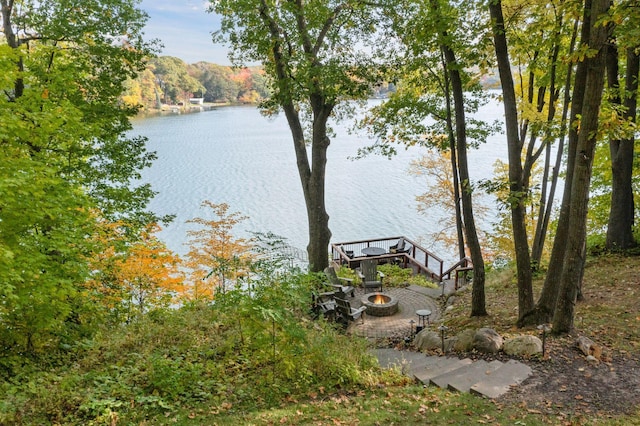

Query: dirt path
<box><xmin>496</xmin><ymin>338</ymin><xmax>640</xmax><ymax>421</ymax></box>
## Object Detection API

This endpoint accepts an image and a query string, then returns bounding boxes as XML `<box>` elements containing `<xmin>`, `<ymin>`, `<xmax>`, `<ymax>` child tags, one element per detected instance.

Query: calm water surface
<box><xmin>132</xmin><ymin>99</ymin><xmax>508</xmax><ymax>264</ymax></box>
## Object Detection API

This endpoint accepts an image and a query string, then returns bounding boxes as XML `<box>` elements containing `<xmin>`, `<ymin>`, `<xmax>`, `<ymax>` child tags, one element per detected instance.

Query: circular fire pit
<box><xmin>360</xmin><ymin>293</ymin><xmax>399</xmax><ymax>317</ymax></box>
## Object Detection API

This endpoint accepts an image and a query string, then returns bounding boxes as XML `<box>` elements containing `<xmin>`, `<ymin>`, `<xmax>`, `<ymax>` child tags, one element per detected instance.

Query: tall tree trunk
<box><xmin>489</xmin><ymin>0</ymin><xmax>534</xmax><ymax>323</ymax></box>
<box><xmin>531</xmin><ymin>13</ymin><xmax>565</xmax><ymax>269</ymax></box>
<box><xmin>553</xmin><ymin>0</ymin><xmax>610</xmax><ymax>334</ymax></box>
<box><xmin>281</xmin><ymin>100</ymin><xmax>332</xmax><ymax>272</ymax></box>
<box><xmin>442</xmin><ymin>51</ymin><xmax>486</xmax><ymax>316</ymax></box>
<box><xmin>431</xmin><ymin>0</ymin><xmax>486</xmax><ymax>316</ymax></box>
<box><xmin>522</xmin><ymin>13</ymin><xmax>587</xmax><ymax>327</ymax></box>
<box><xmin>262</xmin><ymin>6</ymin><xmax>334</xmax><ymax>272</ymax></box>
<box><xmin>606</xmin><ymin>46</ymin><xmax>638</xmax><ymax>250</ymax></box>
<box><xmin>442</xmin><ymin>60</ymin><xmax>467</xmax><ymax>261</ymax></box>
<box><xmin>307</xmin><ymin>103</ymin><xmax>333</xmax><ymax>272</ymax></box>
<box><xmin>1</xmin><ymin>0</ymin><xmax>25</xmax><ymax>98</ymax></box>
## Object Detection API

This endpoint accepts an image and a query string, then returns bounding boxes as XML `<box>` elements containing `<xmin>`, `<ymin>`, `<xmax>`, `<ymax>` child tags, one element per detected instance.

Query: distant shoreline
<box><xmin>135</xmin><ymin>101</ymin><xmax>247</xmax><ymax>118</ymax></box>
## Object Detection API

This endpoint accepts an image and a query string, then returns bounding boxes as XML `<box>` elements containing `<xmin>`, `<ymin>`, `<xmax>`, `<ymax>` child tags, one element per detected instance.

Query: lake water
<box><xmin>132</xmin><ymin>98</ymin><xmax>508</xmax><ymax>265</ymax></box>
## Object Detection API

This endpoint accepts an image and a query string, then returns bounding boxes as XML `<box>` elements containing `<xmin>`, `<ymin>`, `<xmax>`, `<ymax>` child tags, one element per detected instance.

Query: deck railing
<box><xmin>330</xmin><ymin>236</ymin><xmax>445</xmax><ymax>282</ymax></box>
<box><xmin>442</xmin><ymin>256</ymin><xmax>473</xmax><ymax>289</ymax></box>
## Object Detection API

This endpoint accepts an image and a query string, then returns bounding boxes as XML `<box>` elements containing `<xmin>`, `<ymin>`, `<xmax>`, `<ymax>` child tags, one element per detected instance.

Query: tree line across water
<box><xmin>123</xmin><ymin>56</ymin><xmax>397</xmax><ymax>109</ymax></box>
<box><xmin>123</xmin><ymin>56</ymin><xmax>270</xmax><ymax>108</ymax></box>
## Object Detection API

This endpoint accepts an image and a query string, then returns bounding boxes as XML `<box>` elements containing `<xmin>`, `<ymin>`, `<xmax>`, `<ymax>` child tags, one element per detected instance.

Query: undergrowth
<box><xmin>0</xmin><ymin>272</ymin><xmax>383</xmax><ymax>424</ymax></box>
<box><xmin>2</xmin><ymin>255</ymin><xmax>638</xmax><ymax>425</ymax></box>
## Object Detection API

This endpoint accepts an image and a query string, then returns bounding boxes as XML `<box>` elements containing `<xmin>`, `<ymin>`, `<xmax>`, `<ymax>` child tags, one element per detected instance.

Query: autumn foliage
<box><xmin>86</xmin><ymin>221</ymin><xmax>184</xmax><ymax>321</ymax></box>
<box><xmin>182</xmin><ymin>201</ymin><xmax>253</xmax><ymax>301</ymax></box>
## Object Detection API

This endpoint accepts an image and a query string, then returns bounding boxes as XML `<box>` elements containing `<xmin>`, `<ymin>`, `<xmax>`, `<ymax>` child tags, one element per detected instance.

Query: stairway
<box><xmin>373</xmin><ymin>348</ymin><xmax>532</xmax><ymax>399</ymax></box>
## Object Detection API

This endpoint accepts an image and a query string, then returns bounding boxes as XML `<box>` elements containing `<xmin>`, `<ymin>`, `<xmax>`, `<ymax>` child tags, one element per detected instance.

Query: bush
<box><xmin>0</xmin><ymin>270</ymin><xmax>380</xmax><ymax>424</ymax></box>
<box><xmin>377</xmin><ymin>264</ymin><xmax>438</xmax><ymax>289</ymax></box>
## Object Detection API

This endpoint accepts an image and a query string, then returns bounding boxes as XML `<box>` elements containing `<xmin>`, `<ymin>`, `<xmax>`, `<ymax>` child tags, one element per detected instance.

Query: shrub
<box><xmin>0</xmin><ymin>270</ymin><xmax>380</xmax><ymax>424</ymax></box>
<box><xmin>377</xmin><ymin>264</ymin><xmax>438</xmax><ymax>288</ymax></box>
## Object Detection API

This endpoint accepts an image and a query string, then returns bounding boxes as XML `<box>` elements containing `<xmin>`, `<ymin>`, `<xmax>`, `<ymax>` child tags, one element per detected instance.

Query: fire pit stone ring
<box><xmin>360</xmin><ymin>292</ymin><xmax>399</xmax><ymax>317</ymax></box>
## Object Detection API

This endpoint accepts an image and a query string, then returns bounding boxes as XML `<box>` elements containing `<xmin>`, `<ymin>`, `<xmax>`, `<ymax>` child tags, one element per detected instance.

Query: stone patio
<box><xmin>346</xmin><ymin>284</ymin><xmax>446</xmax><ymax>339</ymax></box>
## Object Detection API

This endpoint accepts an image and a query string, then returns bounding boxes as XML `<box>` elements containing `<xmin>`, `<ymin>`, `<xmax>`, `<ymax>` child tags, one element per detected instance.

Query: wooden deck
<box><xmin>331</xmin><ymin>236</ymin><xmax>472</xmax><ymax>288</ymax></box>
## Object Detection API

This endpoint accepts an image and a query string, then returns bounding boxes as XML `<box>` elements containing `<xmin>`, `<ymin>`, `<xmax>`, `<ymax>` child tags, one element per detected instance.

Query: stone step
<box><xmin>372</xmin><ymin>349</ymin><xmax>435</xmax><ymax>377</ymax></box>
<box><xmin>414</xmin><ymin>357</ymin><xmax>473</xmax><ymax>384</ymax></box>
<box><xmin>373</xmin><ymin>348</ymin><xmax>421</xmax><ymax>368</ymax></box>
<box><xmin>374</xmin><ymin>350</ymin><xmax>533</xmax><ymax>400</ymax></box>
<box><xmin>446</xmin><ymin>360</ymin><xmax>504</xmax><ymax>393</ymax></box>
<box><xmin>470</xmin><ymin>359</ymin><xmax>533</xmax><ymax>399</ymax></box>
<box><xmin>429</xmin><ymin>359</ymin><xmax>492</xmax><ymax>389</ymax></box>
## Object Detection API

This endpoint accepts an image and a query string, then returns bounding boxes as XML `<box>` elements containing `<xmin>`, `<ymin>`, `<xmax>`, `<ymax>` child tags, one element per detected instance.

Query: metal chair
<box><xmin>390</xmin><ymin>238</ymin><xmax>411</xmax><ymax>254</ymax></box>
<box><xmin>389</xmin><ymin>238</ymin><xmax>406</xmax><ymax>253</ymax></box>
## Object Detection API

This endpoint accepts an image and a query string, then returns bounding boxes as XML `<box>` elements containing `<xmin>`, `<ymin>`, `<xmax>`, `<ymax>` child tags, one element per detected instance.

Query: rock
<box><xmin>444</xmin><ymin>337</ymin><xmax>458</xmax><ymax>353</ymax></box>
<box><xmin>586</xmin><ymin>355</ymin><xmax>599</xmax><ymax>364</ymax></box>
<box><xmin>503</xmin><ymin>335</ymin><xmax>543</xmax><ymax>356</ymax></box>
<box><xmin>473</xmin><ymin>328</ymin><xmax>503</xmax><ymax>354</ymax></box>
<box><xmin>453</xmin><ymin>329</ymin><xmax>476</xmax><ymax>352</ymax></box>
<box><xmin>576</xmin><ymin>336</ymin><xmax>594</xmax><ymax>355</ymax></box>
<box><xmin>576</xmin><ymin>336</ymin><xmax>602</xmax><ymax>360</ymax></box>
<box><xmin>414</xmin><ymin>330</ymin><xmax>441</xmax><ymax>351</ymax></box>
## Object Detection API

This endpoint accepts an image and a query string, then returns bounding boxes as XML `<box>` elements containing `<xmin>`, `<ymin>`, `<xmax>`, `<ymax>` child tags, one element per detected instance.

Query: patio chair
<box><xmin>357</xmin><ymin>259</ymin><xmax>384</xmax><ymax>293</ymax></box>
<box><xmin>311</xmin><ymin>291</ymin><xmax>336</xmax><ymax>321</ymax></box>
<box><xmin>389</xmin><ymin>238</ymin><xmax>410</xmax><ymax>254</ymax></box>
<box><xmin>324</xmin><ymin>266</ymin><xmax>355</xmax><ymax>297</ymax></box>
<box><xmin>389</xmin><ymin>238</ymin><xmax>412</xmax><ymax>265</ymax></box>
<box><xmin>340</xmin><ymin>245</ymin><xmax>355</xmax><ymax>258</ymax></box>
<box><xmin>334</xmin><ymin>297</ymin><xmax>366</xmax><ymax>324</ymax></box>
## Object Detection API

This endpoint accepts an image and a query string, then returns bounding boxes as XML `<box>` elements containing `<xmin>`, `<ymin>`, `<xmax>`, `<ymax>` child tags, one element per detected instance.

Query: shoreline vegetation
<box><xmin>126</xmin><ymin>56</ymin><xmax>499</xmax><ymax>117</ymax></box>
<box><xmin>125</xmin><ymin>56</ymin><xmax>398</xmax><ymax>114</ymax></box>
<box><xmin>2</xmin><ymin>254</ymin><xmax>638</xmax><ymax>424</ymax></box>
<box><xmin>135</xmin><ymin>101</ymin><xmax>232</xmax><ymax>118</ymax></box>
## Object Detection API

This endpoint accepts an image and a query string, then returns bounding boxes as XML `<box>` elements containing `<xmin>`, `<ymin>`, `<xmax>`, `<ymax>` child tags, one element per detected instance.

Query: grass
<box><xmin>168</xmin><ymin>385</ymin><xmax>544</xmax><ymax>425</ymax></box>
<box><xmin>444</xmin><ymin>253</ymin><xmax>640</xmax><ymax>349</ymax></box>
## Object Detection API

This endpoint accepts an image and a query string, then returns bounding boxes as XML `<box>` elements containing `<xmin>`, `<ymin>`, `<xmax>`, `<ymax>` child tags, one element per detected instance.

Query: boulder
<box><xmin>414</xmin><ymin>330</ymin><xmax>441</xmax><ymax>351</ymax></box>
<box><xmin>444</xmin><ymin>337</ymin><xmax>458</xmax><ymax>353</ymax></box>
<box><xmin>503</xmin><ymin>335</ymin><xmax>543</xmax><ymax>356</ymax></box>
<box><xmin>473</xmin><ymin>328</ymin><xmax>503</xmax><ymax>353</ymax></box>
<box><xmin>576</xmin><ymin>336</ymin><xmax>603</xmax><ymax>360</ymax></box>
<box><xmin>453</xmin><ymin>329</ymin><xmax>476</xmax><ymax>352</ymax></box>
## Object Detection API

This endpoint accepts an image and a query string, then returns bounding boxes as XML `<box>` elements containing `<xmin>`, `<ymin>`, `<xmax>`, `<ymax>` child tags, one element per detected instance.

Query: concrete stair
<box><xmin>372</xmin><ymin>348</ymin><xmax>532</xmax><ymax>399</ymax></box>
<box><xmin>469</xmin><ymin>359</ymin><xmax>532</xmax><ymax>399</ymax></box>
<box><xmin>414</xmin><ymin>357</ymin><xmax>473</xmax><ymax>384</ymax></box>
